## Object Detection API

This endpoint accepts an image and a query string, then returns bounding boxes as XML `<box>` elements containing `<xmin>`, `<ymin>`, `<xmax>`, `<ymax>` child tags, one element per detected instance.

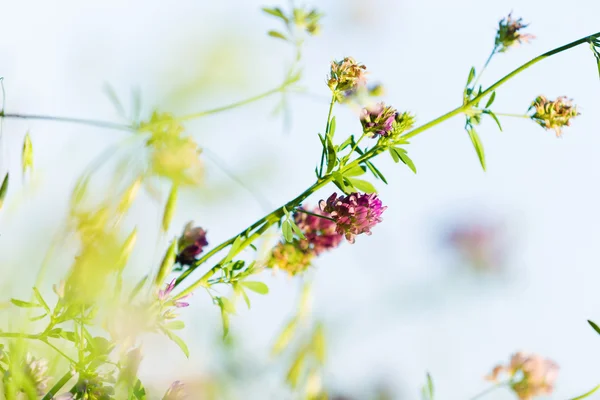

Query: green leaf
<box><xmin>570</xmin><ymin>384</ymin><xmax>600</xmax><ymax>400</ymax></box>
<box><xmin>282</xmin><ymin>220</ymin><xmax>294</xmax><ymax>242</ymax></box>
<box><xmin>311</xmin><ymin>324</ymin><xmax>326</xmax><ymax>364</ymax></box>
<box><xmin>272</xmin><ymin>318</ymin><xmax>298</xmax><ymax>356</ymax></box>
<box><xmin>162</xmin><ymin>328</ymin><xmax>189</xmax><ymax>358</ymax></box>
<box><xmin>365</xmin><ymin>161</ymin><xmax>388</xmax><ymax>184</ymax></box>
<box><xmin>132</xmin><ymin>379</ymin><xmax>147</xmax><ymax>400</ymax></box>
<box><xmin>241</xmin><ymin>281</ymin><xmax>269</xmax><ymax>295</ymax></box>
<box><xmin>466</xmin><ymin>66</ymin><xmax>476</xmax><ymax>87</ymax></box>
<box><xmin>267</xmin><ymin>30</ymin><xmax>288</xmax><ymax>41</ymax></box>
<box><xmin>487</xmin><ymin>111</ymin><xmax>503</xmax><ymax>131</ymax></box>
<box><xmin>220</xmin><ymin>307</ymin><xmax>230</xmax><ymax>338</ymax></box>
<box><xmin>102</xmin><ymin>83</ymin><xmax>127</xmax><ymax>118</ymax></box>
<box><xmin>389</xmin><ymin>148</ymin><xmax>400</xmax><ymax>163</ymax></box>
<box><xmin>29</xmin><ymin>314</ymin><xmax>47</xmax><ymax>322</ymax></box>
<box><xmin>590</xmin><ymin>40</ymin><xmax>600</xmax><ymax>80</ymax></box>
<box><xmin>166</xmin><ymin>321</ymin><xmax>185</xmax><ymax>330</ymax></box>
<box><xmin>224</xmin><ymin>236</ymin><xmax>244</xmax><ymax>264</ymax></box>
<box><xmin>261</xmin><ymin>7</ymin><xmax>288</xmax><ymax>22</ymax></box>
<box><xmin>0</xmin><ymin>173</ymin><xmax>8</xmax><ymax>209</ymax></box>
<box><xmin>332</xmin><ymin>171</ymin><xmax>353</xmax><ymax>194</ymax></box>
<box><xmin>32</xmin><ymin>287</ymin><xmax>50</xmax><ymax>313</ymax></box>
<box><xmin>588</xmin><ymin>320</ymin><xmax>600</xmax><ymax>335</ymax></box>
<box><xmin>289</xmin><ymin>219</ymin><xmax>306</xmax><ymax>240</ymax></box>
<box><xmin>219</xmin><ymin>297</ymin><xmax>237</xmax><ymax>314</ymax></box>
<box><xmin>328</xmin><ymin>116</ymin><xmax>336</xmax><ymax>138</ymax></box>
<box><xmin>347</xmin><ymin>178</ymin><xmax>377</xmax><ymax>193</ymax></box>
<box><xmin>485</xmin><ymin>91</ymin><xmax>496</xmax><ymax>108</ymax></box>
<box><xmin>392</xmin><ymin>147</ymin><xmax>417</xmax><ymax>173</ymax></box>
<box><xmin>325</xmin><ymin>135</ymin><xmax>337</xmax><ymax>174</ymax></box>
<box><xmin>344</xmin><ymin>165</ymin><xmax>366</xmax><ymax>177</ymax></box>
<box><xmin>10</xmin><ymin>299</ymin><xmax>39</xmax><ymax>308</ymax></box>
<box><xmin>240</xmin><ymin>287</ymin><xmax>251</xmax><ymax>309</ymax></box>
<box><xmin>286</xmin><ymin>350</ymin><xmax>307</xmax><ymax>388</ymax></box>
<box><xmin>467</xmin><ymin>128</ymin><xmax>486</xmax><ymax>171</ymax></box>
<box><xmin>129</xmin><ymin>275</ymin><xmax>148</xmax><ymax>302</ymax></box>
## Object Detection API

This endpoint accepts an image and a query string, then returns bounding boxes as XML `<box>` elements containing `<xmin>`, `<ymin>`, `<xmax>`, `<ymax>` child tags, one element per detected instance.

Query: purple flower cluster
<box><xmin>360</xmin><ymin>102</ymin><xmax>398</xmax><ymax>137</ymax></box>
<box><xmin>294</xmin><ymin>207</ymin><xmax>343</xmax><ymax>255</ymax></box>
<box><xmin>158</xmin><ymin>279</ymin><xmax>189</xmax><ymax>308</ymax></box>
<box><xmin>176</xmin><ymin>222</ymin><xmax>209</xmax><ymax>266</ymax></box>
<box><xmin>320</xmin><ymin>192</ymin><xmax>386</xmax><ymax>244</ymax></box>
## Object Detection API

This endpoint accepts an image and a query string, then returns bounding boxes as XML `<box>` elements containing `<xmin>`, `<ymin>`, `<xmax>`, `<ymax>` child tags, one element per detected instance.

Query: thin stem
<box><xmin>41</xmin><ymin>339</ymin><xmax>78</xmax><ymax>365</ymax></box>
<box><xmin>318</xmin><ymin>96</ymin><xmax>336</xmax><ymax>177</ymax></box>
<box><xmin>469</xmin><ymin>381</ymin><xmax>508</xmax><ymax>400</ymax></box>
<box><xmin>174</xmin><ymin>30</ymin><xmax>600</xmax><ymax>295</ymax></box>
<box><xmin>42</xmin><ymin>370</ymin><xmax>75</xmax><ymax>400</ymax></box>
<box><xmin>0</xmin><ymin>112</ymin><xmax>132</xmax><ymax>131</ymax></box>
<box><xmin>295</xmin><ymin>207</ymin><xmax>335</xmax><ymax>222</ymax></box>
<box><xmin>0</xmin><ymin>332</ymin><xmax>39</xmax><ymax>339</ymax></box>
<box><xmin>177</xmin><ymin>84</ymin><xmax>288</xmax><ymax>121</ymax></box>
<box><xmin>471</xmin><ymin>47</ymin><xmax>497</xmax><ymax>92</ymax></box>
<box><xmin>492</xmin><ymin>112</ymin><xmax>530</xmax><ymax>119</ymax></box>
<box><xmin>341</xmin><ymin>132</ymin><xmax>367</xmax><ymax>166</ymax></box>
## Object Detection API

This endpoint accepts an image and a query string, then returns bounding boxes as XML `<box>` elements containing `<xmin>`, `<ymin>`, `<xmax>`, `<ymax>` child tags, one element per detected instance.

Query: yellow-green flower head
<box><xmin>495</xmin><ymin>13</ymin><xmax>535</xmax><ymax>52</ymax></box>
<box><xmin>529</xmin><ymin>95</ymin><xmax>580</xmax><ymax>137</ymax></box>
<box><xmin>268</xmin><ymin>241</ymin><xmax>313</xmax><ymax>276</ymax></box>
<box><xmin>327</xmin><ymin>57</ymin><xmax>367</xmax><ymax>99</ymax></box>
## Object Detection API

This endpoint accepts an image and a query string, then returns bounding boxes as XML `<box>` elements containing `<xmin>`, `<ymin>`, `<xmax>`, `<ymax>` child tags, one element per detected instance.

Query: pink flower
<box><xmin>294</xmin><ymin>207</ymin><xmax>343</xmax><ymax>255</ymax></box>
<box><xmin>176</xmin><ymin>222</ymin><xmax>209</xmax><ymax>266</ymax></box>
<box><xmin>360</xmin><ymin>102</ymin><xmax>398</xmax><ymax>137</ymax></box>
<box><xmin>157</xmin><ymin>279</ymin><xmax>189</xmax><ymax>308</ymax></box>
<box><xmin>319</xmin><ymin>192</ymin><xmax>386</xmax><ymax>244</ymax></box>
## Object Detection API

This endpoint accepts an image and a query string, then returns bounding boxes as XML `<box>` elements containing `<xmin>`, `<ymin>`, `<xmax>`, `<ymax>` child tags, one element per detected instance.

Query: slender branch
<box><xmin>174</xmin><ymin>30</ymin><xmax>600</xmax><ymax>296</ymax></box>
<box><xmin>492</xmin><ymin>112</ymin><xmax>530</xmax><ymax>119</ymax></box>
<box><xmin>469</xmin><ymin>381</ymin><xmax>508</xmax><ymax>400</ymax></box>
<box><xmin>318</xmin><ymin>95</ymin><xmax>336</xmax><ymax>177</ymax></box>
<box><xmin>295</xmin><ymin>207</ymin><xmax>335</xmax><ymax>222</ymax></box>
<box><xmin>41</xmin><ymin>339</ymin><xmax>78</xmax><ymax>365</ymax></box>
<box><xmin>42</xmin><ymin>370</ymin><xmax>75</xmax><ymax>400</ymax></box>
<box><xmin>570</xmin><ymin>384</ymin><xmax>600</xmax><ymax>400</ymax></box>
<box><xmin>470</xmin><ymin>46</ymin><xmax>498</xmax><ymax>92</ymax></box>
<box><xmin>0</xmin><ymin>332</ymin><xmax>39</xmax><ymax>339</ymax></box>
<box><xmin>177</xmin><ymin>84</ymin><xmax>288</xmax><ymax>121</ymax></box>
<box><xmin>0</xmin><ymin>112</ymin><xmax>132</xmax><ymax>131</ymax></box>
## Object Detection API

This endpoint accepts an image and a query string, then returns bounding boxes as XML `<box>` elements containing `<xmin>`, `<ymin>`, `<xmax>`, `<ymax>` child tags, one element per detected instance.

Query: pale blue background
<box><xmin>0</xmin><ymin>0</ymin><xmax>599</xmax><ymax>398</ymax></box>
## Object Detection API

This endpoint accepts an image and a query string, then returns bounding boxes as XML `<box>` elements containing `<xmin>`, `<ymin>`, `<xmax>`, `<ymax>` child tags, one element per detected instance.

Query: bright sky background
<box><xmin>1</xmin><ymin>0</ymin><xmax>600</xmax><ymax>399</ymax></box>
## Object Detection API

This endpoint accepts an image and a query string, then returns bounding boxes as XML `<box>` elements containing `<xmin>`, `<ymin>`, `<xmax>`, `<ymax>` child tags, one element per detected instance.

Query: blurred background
<box><xmin>1</xmin><ymin>0</ymin><xmax>600</xmax><ymax>398</ymax></box>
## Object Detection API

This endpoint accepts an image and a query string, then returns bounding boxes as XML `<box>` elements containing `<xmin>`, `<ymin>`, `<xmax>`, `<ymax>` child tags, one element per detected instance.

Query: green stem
<box><xmin>0</xmin><ymin>112</ymin><xmax>131</xmax><ymax>131</ymax></box>
<box><xmin>470</xmin><ymin>47</ymin><xmax>497</xmax><ymax>92</ymax></box>
<box><xmin>570</xmin><ymin>384</ymin><xmax>600</xmax><ymax>400</ymax></box>
<box><xmin>318</xmin><ymin>96</ymin><xmax>336</xmax><ymax>177</ymax></box>
<box><xmin>42</xmin><ymin>370</ymin><xmax>74</xmax><ymax>400</ymax></box>
<box><xmin>41</xmin><ymin>339</ymin><xmax>78</xmax><ymax>365</ymax></box>
<box><xmin>341</xmin><ymin>132</ymin><xmax>367</xmax><ymax>166</ymax></box>
<box><xmin>174</xmin><ymin>177</ymin><xmax>332</xmax><ymax>295</ymax></box>
<box><xmin>0</xmin><ymin>332</ymin><xmax>39</xmax><ymax>339</ymax></box>
<box><xmin>175</xmin><ymin>30</ymin><xmax>600</xmax><ymax>295</ymax></box>
<box><xmin>492</xmin><ymin>112</ymin><xmax>530</xmax><ymax>119</ymax></box>
<box><xmin>469</xmin><ymin>381</ymin><xmax>508</xmax><ymax>400</ymax></box>
<box><xmin>295</xmin><ymin>207</ymin><xmax>335</xmax><ymax>222</ymax></box>
<box><xmin>177</xmin><ymin>84</ymin><xmax>289</xmax><ymax>121</ymax></box>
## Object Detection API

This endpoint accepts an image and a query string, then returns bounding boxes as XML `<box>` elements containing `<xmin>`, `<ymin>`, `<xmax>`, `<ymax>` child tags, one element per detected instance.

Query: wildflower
<box><xmin>268</xmin><ymin>241</ymin><xmax>314</xmax><ymax>275</ymax></box>
<box><xmin>328</xmin><ymin>57</ymin><xmax>367</xmax><ymax>98</ymax></box>
<box><xmin>486</xmin><ymin>352</ymin><xmax>559</xmax><ymax>400</ymax></box>
<box><xmin>176</xmin><ymin>222</ymin><xmax>209</xmax><ymax>266</ymax></box>
<box><xmin>163</xmin><ymin>381</ymin><xmax>187</xmax><ymax>400</ymax></box>
<box><xmin>529</xmin><ymin>95</ymin><xmax>580</xmax><ymax>137</ymax></box>
<box><xmin>319</xmin><ymin>192</ymin><xmax>386</xmax><ymax>244</ymax></box>
<box><xmin>360</xmin><ymin>103</ymin><xmax>398</xmax><ymax>137</ymax></box>
<box><xmin>158</xmin><ymin>279</ymin><xmax>190</xmax><ymax>308</ymax></box>
<box><xmin>495</xmin><ymin>13</ymin><xmax>535</xmax><ymax>52</ymax></box>
<box><xmin>22</xmin><ymin>353</ymin><xmax>50</xmax><ymax>396</ymax></box>
<box><xmin>294</xmin><ymin>207</ymin><xmax>343</xmax><ymax>255</ymax></box>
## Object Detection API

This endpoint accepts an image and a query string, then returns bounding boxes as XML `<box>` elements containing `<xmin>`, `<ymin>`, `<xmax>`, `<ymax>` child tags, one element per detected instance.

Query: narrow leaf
<box><xmin>166</xmin><ymin>321</ymin><xmax>185</xmax><ymax>330</ymax></box>
<box><xmin>344</xmin><ymin>165</ymin><xmax>366</xmax><ymax>177</ymax></box>
<box><xmin>289</xmin><ymin>219</ymin><xmax>306</xmax><ymax>240</ymax></box>
<box><xmin>286</xmin><ymin>351</ymin><xmax>306</xmax><ymax>388</ymax></box>
<box><xmin>325</xmin><ymin>135</ymin><xmax>337</xmax><ymax>174</ymax></box>
<box><xmin>389</xmin><ymin>148</ymin><xmax>400</xmax><ymax>163</ymax></box>
<box><xmin>466</xmin><ymin>67</ymin><xmax>476</xmax><ymax>86</ymax></box>
<box><xmin>129</xmin><ymin>275</ymin><xmax>148</xmax><ymax>302</ymax></box>
<box><xmin>241</xmin><ymin>281</ymin><xmax>269</xmax><ymax>295</ymax></box>
<box><xmin>10</xmin><ymin>299</ymin><xmax>39</xmax><ymax>308</ymax></box>
<box><xmin>487</xmin><ymin>111</ymin><xmax>503</xmax><ymax>131</ymax></box>
<box><xmin>311</xmin><ymin>324</ymin><xmax>326</xmax><ymax>364</ymax></box>
<box><xmin>162</xmin><ymin>185</ymin><xmax>178</xmax><ymax>232</ymax></box>
<box><xmin>366</xmin><ymin>161</ymin><xmax>388</xmax><ymax>184</ymax></box>
<box><xmin>347</xmin><ymin>178</ymin><xmax>377</xmax><ymax>193</ymax></box>
<box><xmin>162</xmin><ymin>328</ymin><xmax>189</xmax><ymax>358</ymax></box>
<box><xmin>467</xmin><ymin>128</ymin><xmax>486</xmax><ymax>171</ymax></box>
<box><xmin>267</xmin><ymin>30</ymin><xmax>288</xmax><ymax>41</ymax></box>
<box><xmin>588</xmin><ymin>320</ymin><xmax>600</xmax><ymax>335</ymax></box>
<box><xmin>282</xmin><ymin>220</ymin><xmax>293</xmax><ymax>242</ymax></box>
<box><xmin>0</xmin><ymin>173</ymin><xmax>8</xmax><ymax>209</ymax></box>
<box><xmin>272</xmin><ymin>318</ymin><xmax>298</xmax><ymax>355</ymax></box>
<box><xmin>394</xmin><ymin>148</ymin><xmax>417</xmax><ymax>173</ymax></box>
<box><xmin>328</xmin><ymin>116</ymin><xmax>337</xmax><ymax>138</ymax></box>
<box><xmin>103</xmin><ymin>83</ymin><xmax>127</xmax><ymax>118</ymax></box>
<box><xmin>485</xmin><ymin>91</ymin><xmax>496</xmax><ymax>108</ymax></box>
<box><xmin>22</xmin><ymin>132</ymin><xmax>33</xmax><ymax>175</ymax></box>
<box><xmin>261</xmin><ymin>7</ymin><xmax>288</xmax><ymax>22</ymax></box>
<box><xmin>32</xmin><ymin>287</ymin><xmax>50</xmax><ymax>313</ymax></box>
